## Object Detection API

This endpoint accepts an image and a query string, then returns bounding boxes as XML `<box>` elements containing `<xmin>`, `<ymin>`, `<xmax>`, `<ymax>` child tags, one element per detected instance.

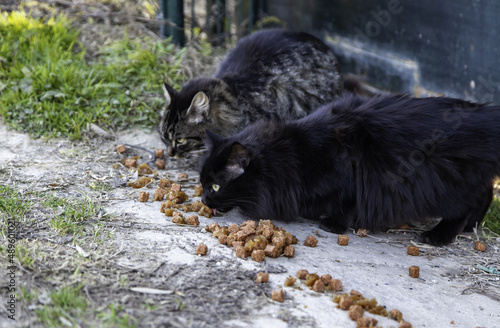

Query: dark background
<box><xmin>266</xmin><ymin>0</ymin><xmax>500</xmax><ymax>104</ymax></box>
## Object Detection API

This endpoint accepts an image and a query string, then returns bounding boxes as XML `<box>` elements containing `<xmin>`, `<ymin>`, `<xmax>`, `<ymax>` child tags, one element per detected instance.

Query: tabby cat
<box><xmin>199</xmin><ymin>94</ymin><xmax>500</xmax><ymax>246</ymax></box>
<box><xmin>159</xmin><ymin>29</ymin><xmax>342</xmax><ymax>157</ymax></box>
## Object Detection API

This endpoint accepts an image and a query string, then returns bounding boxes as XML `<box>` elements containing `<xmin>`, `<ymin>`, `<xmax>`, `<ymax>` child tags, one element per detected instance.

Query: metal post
<box><xmin>160</xmin><ymin>0</ymin><xmax>185</xmax><ymax>46</ymax></box>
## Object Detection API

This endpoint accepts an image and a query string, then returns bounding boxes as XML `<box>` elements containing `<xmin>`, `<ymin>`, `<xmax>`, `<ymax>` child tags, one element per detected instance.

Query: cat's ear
<box><xmin>186</xmin><ymin>91</ymin><xmax>210</xmax><ymax>124</ymax></box>
<box><xmin>226</xmin><ymin>142</ymin><xmax>250</xmax><ymax>178</ymax></box>
<box><xmin>163</xmin><ymin>82</ymin><xmax>178</xmax><ymax>108</ymax></box>
<box><xmin>203</xmin><ymin>129</ymin><xmax>223</xmax><ymax>148</ymax></box>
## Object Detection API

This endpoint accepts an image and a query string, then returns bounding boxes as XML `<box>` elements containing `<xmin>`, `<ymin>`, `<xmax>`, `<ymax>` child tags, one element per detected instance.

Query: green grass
<box><xmin>0</xmin><ymin>11</ymin><xmax>186</xmax><ymax>139</ymax></box>
<box><xmin>97</xmin><ymin>304</ymin><xmax>137</xmax><ymax>328</ymax></box>
<box><xmin>35</xmin><ymin>285</ymin><xmax>87</xmax><ymax>328</ymax></box>
<box><xmin>483</xmin><ymin>197</ymin><xmax>500</xmax><ymax>236</ymax></box>
<box><xmin>0</xmin><ymin>184</ymin><xmax>31</xmax><ymax>223</ymax></box>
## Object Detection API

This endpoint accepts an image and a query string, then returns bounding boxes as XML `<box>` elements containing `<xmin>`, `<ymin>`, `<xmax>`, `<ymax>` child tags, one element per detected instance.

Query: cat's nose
<box><xmin>167</xmin><ymin>146</ymin><xmax>175</xmax><ymax>157</ymax></box>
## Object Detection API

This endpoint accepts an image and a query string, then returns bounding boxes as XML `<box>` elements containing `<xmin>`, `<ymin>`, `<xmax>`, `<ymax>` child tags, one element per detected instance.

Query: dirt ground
<box><xmin>1</xmin><ymin>1</ymin><xmax>500</xmax><ymax>327</ymax></box>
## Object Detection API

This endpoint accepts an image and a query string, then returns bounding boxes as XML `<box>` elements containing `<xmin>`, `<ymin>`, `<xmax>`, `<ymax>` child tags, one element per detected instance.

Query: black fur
<box><xmin>200</xmin><ymin>94</ymin><xmax>500</xmax><ymax>246</ymax></box>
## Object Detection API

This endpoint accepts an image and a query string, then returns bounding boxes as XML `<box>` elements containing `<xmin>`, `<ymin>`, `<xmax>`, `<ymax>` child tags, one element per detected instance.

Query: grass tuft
<box><xmin>35</xmin><ymin>285</ymin><xmax>87</xmax><ymax>328</ymax></box>
<box><xmin>0</xmin><ymin>11</ymin><xmax>186</xmax><ymax>139</ymax></box>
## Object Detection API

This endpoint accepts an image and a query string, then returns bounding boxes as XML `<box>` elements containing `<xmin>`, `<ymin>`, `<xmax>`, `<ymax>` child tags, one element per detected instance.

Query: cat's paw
<box><xmin>319</xmin><ymin>219</ymin><xmax>348</xmax><ymax>234</ymax></box>
<box><xmin>419</xmin><ymin>230</ymin><xmax>455</xmax><ymax>246</ymax></box>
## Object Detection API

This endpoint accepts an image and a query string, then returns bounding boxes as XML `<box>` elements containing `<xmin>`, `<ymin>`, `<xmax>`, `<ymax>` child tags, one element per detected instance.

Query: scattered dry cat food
<box><xmin>171</xmin><ymin>183</ymin><xmax>181</xmax><ymax>192</ymax></box>
<box><xmin>159</xmin><ymin>178</ymin><xmax>173</xmax><ymax>189</ymax></box>
<box><xmin>338</xmin><ymin>234</ymin><xmax>349</xmax><ymax>246</ymax></box>
<box><xmin>191</xmin><ymin>200</ymin><xmax>204</xmax><ymax>212</ymax></box>
<box><xmin>128</xmin><ymin>176</ymin><xmax>153</xmax><ymax>188</ymax></box>
<box><xmin>155</xmin><ymin>148</ymin><xmax>164</xmax><ymax>159</ymax></box>
<box><xmin>255</xmin><ymin>272</ymin><xmax>269</xmax><ymax>283</ymax></box>
<box><xmin>198</xmin><ymin>204</ymin><xmax>213</xmax><ymax>218</ymax></box>
<box><xmin>356</xmin><ymin>228</ymin><xmax>369</xmax><ymax>237</ymax></box>
<box><xmin>156</xmin><ymin>159</ymin><xmax>165</xmax><ymax>169</ymax></box>
<box><xmin>193</xmin><ymin>184</ymin><xmax>203</xmax><ymax>197</ymax></box>
<box><xmin>339</xmin><ymin>294</ymin><xmax>353</xmax><ymax>310</ymax></box>
<box><xmin>312</xmin><ymin>279</ymin><xmax>325</xmax><ymax>293</ymax></box>
<box><xmin>177</xmin><ymin>173</ymin><xmax>189</xmax><ymax>181</ymax></box>
<box><xmin>320</xmin><ymin>274</ymin><xmax>332</xmax><ymax>285</ymax></box>
<box><xmin>235</xmin><ymin>246</ymin><xmax>247</xmax><ymax>258</ymax></box>
<box><xmin>171</xmin><ymin>211</ymin><xmax>186</xmax><ymax>224</ymax></box>
<box><xmin>407</xmin><ymin>245</ymin><xmax>419</xmax><ymax>256</ymax></box>
<box><xmin>283</xmin><ymin>245</ymin><xmax>295</xmax><ymax>258</ymax></box>
<box><xmin>196</xmin><ymin>243</ymin><xmax>207</xmax><ymax>255</ymax></box>
<box><xmin>474</xmin><ymin>241</ymin><xmax>486</xmax><ymax>252</ymax></box>
<box><xmin>136</xmin><ymin>163</ymin><xmax>154</xmax><ymax>176</ymax></box>
<box><xmin>167</xmin><ymin>190</ymin><xmax>189</xmax><ymax>204</ymax></box>
<box><xmin>116</xmin><ymin>144</ymin><xmax>126</xmax><ymax>153</ymax></box>
<box><xmin>389</xmin><ymin>309</ymin><xmax>403</xmax><ymax>322</ymax></box>
<box><xmin>284</xmin><ymin>276</ymin><xmax>297</xmax><ymax>287</ymax></box>
<box><xmin>264</xmin><ymin>244</ymin><xmax>280</xmax><ymax>258</ymax></box>
<box><xmin>154</xmin><ymin>187</ymin><xmax>166</xmax><ymax>201</ymax></box>
<box><xmin>206</xmin><ymin>223</ymin><xmax>221</xmax><ymax>232</ymax></box>
<box><xmin>348</xmin><ymin>305</ymin><xmax>365</xmax><ymax>321</ymax></box>
<box><xmin>350</xmin><ymin>290</ymin><xmax>363</xmax><ymax>297</ymax></box>
<box><xmin>356</xmin><ymin>316</ymin><xmax>378</xmax><ymax>328</ymax></box>
<box><xmin>232</xmin><ymin>241</ymin><xmax>243</xmax><ymax>249</ymax></box>
<box><xmin>186</xmin><ymin>215</ymin><xmax>200</xmax><ymax>226</ymax></box>
<box><xmin>297</xmin><ymin>269</ymin><xmax>309</xmax><ymax>280</ymax></box>
<box><xmin>228</xmin><ymin>224</ymin><xmax>240</xmax><ymax>234</ymax></box>
<box><xmin>164</xmin><ymin>208</ymin><xmax>174</xmax><ymax>216</ymax></box>
<box><xmin>271</xmin><ymin>289</ymin><xmax>284</xmax><ymax>302</ymax></box>
<box><xmin>123</xmin><ymin>157</ymin><xmax>138</xmax><ymax>168</ymax></box>
<box><xmin>330</xmin><ymin>279</ymin><xmax>343</xmax><ymax>291</ymax></box>
<box><xmin>304</xmin><ymin>235</ymin><xmax>318</xmax><ymax>247</ymax></box>
<box><xmin>304</xmin><ymin>273</ymin><xmax>320</xmax><ymax>287</ymax></box>
<box><xmin>409</xmin><ymin>266</ymin><xmax>420</xmax><ymax>278</ymax></box>
<box><xmin>398</xmin><ymin>321</ymin><xmax>412</xmax><ymax>328</ymax></box>
<box><xmin>251</xmin><ymin>249</ymin><xmax>266</xmax><ymax>262</ymax></box>
<box><xmin>138</xmin><ymin>191</ymin><xmax>149</xmax><ymax>202</ymax></box>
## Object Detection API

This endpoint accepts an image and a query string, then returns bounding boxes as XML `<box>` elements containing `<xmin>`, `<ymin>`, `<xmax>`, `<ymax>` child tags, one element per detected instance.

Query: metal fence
<box><xmin>159</xmin><ymin>0</ymin><xmax>267</xmax><ymax>46</ymax></box>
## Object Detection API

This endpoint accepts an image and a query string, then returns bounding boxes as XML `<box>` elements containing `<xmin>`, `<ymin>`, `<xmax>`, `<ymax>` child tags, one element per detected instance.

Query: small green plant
<box><xmin>0</xmin><ymin>185</ymin><xmax>31</xmax><ymax>223</ymax></box>
<box><xmin>17</xmin><ymin>285</ymin><xmax>39</xmax><ymax>303</ymax></box>
<box><xmin>97</xmin><ymin>303</ymin><xmax>137</xmax><ymax>328</ymax></box>
<box><xmin>35</xmin><ymin>285</ymin><xmax>87</xmax><ymax>328</ymax></box>
<box><xmin>15</xmin><ymin>244</ymin><xmax>36</xmax><ymax>268</ymax></box>
<box><xmin>483</xmin><ymin>198</ymin><xmax>500</xmax><ymax>235</ymax></box>
<box><xmin>41</xmin><ymin>192</ymin><xmax>98</xmax><ymax>235</ymax></box>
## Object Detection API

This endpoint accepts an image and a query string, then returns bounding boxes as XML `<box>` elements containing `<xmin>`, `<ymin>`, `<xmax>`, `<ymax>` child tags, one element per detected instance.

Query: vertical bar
<box><xmin>237</xmin><ymin>0</ymin><xmax>243</xmax><ymax>38</ymax></box>
<box><xmin>191</xmin><ymin>0</ymin><xmax>195</xmax><ymax>39</ymax></box>
<box><xmin>161</xmin><ymin>0</ymin><xmax>185</xmax><ymax>46</ymax></box>
<box><xmin>206</xmin><ymin>0</ymin><xmax>211</xmax><ymax>41</ymax></box>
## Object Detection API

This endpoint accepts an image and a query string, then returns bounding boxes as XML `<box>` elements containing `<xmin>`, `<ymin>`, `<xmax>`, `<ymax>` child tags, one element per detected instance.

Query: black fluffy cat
<box><xmin>200</xmin><ymin>94</ymin><xmax>500</xmax><ymax>246</ymax></box>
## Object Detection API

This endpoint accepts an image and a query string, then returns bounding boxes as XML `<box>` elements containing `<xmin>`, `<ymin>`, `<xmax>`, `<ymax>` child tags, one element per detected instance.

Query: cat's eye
<box><xmin>212</xmin><ymin>184</ymin><xmax>220</xmax><ymax>192</ymax></box>
<box><xmin>176</xmin><ymin>138</ymin><xmax>186</xmax><ymax>144</ymax></box>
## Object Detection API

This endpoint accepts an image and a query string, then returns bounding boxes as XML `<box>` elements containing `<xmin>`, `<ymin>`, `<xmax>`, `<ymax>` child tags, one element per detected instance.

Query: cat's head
<box><xmin>199</xmin><ymin>130</ymin><xmax>257</xmax><ymax>214</ymax></box>
<box><xmin>159</xmin><ymin>79</ymin><xmax>216</xmax><ymax>157</ymax></box>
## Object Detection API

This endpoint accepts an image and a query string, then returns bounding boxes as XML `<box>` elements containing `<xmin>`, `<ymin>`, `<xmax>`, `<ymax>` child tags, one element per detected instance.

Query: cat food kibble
<box><xmin>283</xmin><ymin>245</ymin><xmax>295</xmax><ymax>258</ymax></box>
<box><xmin>356</xmin><ymin>316</ymin><xmax>378</xmax><ymax>328</ymax></box>
<box><xmin>284</xmin><ymin>276</ymin><xmax>297</xmax><ymax>287</ymax></box>
<box><xmin>348</xmin><ymin>305</ymin><xmax>365</xmax><ymax>321</ymax></box>
<box><xmin>338</xmin><ymin>234</ymin><xmax>349</xmax><ymax>246</ymax></box>
<box><xmin>304</xmin><ymin>273</ymin><xmax>320</xmax><ymax>287</ymax></box>
<box><xmin>331</xmin><ymin>279</ymin><xmax>343</xmax><ymax>291</ymax></box>
<box><xmin>154</xmin><ymin>187</ymin><xmax>166</xmax><ymax>201</ymax></box>
<box><xmin>198</xmin><ymin>204</ymin><xmax>213</xmax><ymax>218</ymax></box>
<box><xmin>128</xmin><ymin>176</ymin><xmax>153</xmax><ymax>188</ymax></box>
<box><xmin>339</xmin><ymin>294</ymin><xmax>353</xmax><ymax>310</ymax></box>
<box><xmin>172</xmin><ymin>211</ymin><xmax>186</xmax><ymax>224</ymax></box>
<box><xmin>138</xmin><ymin>191</ymin><xmax>149</xmax><ymax>202</ymax></box>
<box><xmin>407</xmin><ymin>245</ymin><xmax>419</xmax><ymax>256</ymax></box>
<box><xmin>123</xmin><ymin>157</ymin><xmax>137</xmax><ymax>167</ymax></box>
<box><xmin>164</xmin><ymin>208</ymin><xmax>174</xmax><ymax>216</ymax></box>
<box><xmin>271</xmin><ymin>289</ymin><xmax>284</xmax><ymax>302</ymax></box>
<box><xmin>159</xmin><ymin>178</ymin><xmax>173</xmax><ymax>189</ymax></box>
<box><xmin>312</xmin><ymin>279</ymin><xmax>325</xmax><ymax>293</ymax></box>
<box><xmin>264</xmin><ymin>244</ymin><xmax>280</xmax><ymax>258</ymax></box>
<box><xmin>409</xmin><ymin>266</ymin><xmax>420</xmax><ymax>278</ymax></box>
<box><xmin>389</xmin><ymin>309</ymin><xmax>403</xmax><ymax>322</ymax></box>
<box><xmin>186</xmin><ymin>215</ymin><xmax>200</xmax><ymax>226</ymax></box>
<box><xmin>206</xmin><ymin>223</ymin><xmax>220</xmax><ymax>232</ymax></box>
<box><xmin>228</xmin><ymin>224</ymin><xmax>240</xmax><ymax>234</ymax></box>
<box><xmin>193</xmin><ymin>184</ymin><xmax>203</xmax><ymax>197</ymax></box>
<box><xmin>232</xmin><ymin>241</ymin><xmax>243</xmax><ymax>249</ymax></box>
<box><xmin>356</xmin><ymin>228</ymin><xmax>369</xmax><ymax>237</ymax></box>
<box><xmin>218</xmin><ymin>234</ymin><xmax>228</xmax><ymax>244</ymax></box>
<box><xmin>234</xmin><ymin>246</ymin><xmax>247</xmax><ymax>258</ymax></box>
<box><xmin>177</xmin><ymin>173</ymin><xmax>189</xmax><ymax>181</ymax></box>
<box><xmin>255</xmin><ymin>272</ymin><xmax>269</xmax><ymax>283</ymax></box>
<box><xmin>170</xmin><ymin>183</ymin><xmax>181</xmax><ymax>192</ymax></box>
<box><xmin>398</xmin><ymin>321</ymin><xmax>413</xmax><ymax>328</ymax></box>
<box><xmin>350</xmin><ymin>290</ymin><xmax>363</xmax><ymax>297</ymax></box>
<box><xmin>116</xmin><ymin>144</ymin><xmax>126</xmax><ymax>153</ymax></box>
<box><xmin>303</xmin><ymin>235</ymin><xmax>318</xmax><ymax>247</ymax></box>
<box><xmin>196</xmin><ymin>244</ymin><xmax>207</xmax><ymax>255</ymax></box>
<box><xmin>251</xmin><ymin>249</ymin><xmax>266</xmax><ymax>262</ymax></box>
<box><xmin>156</xmin><ymin>159</ymin><xmax>166</xmax><ymax>169</ymax></box>
<box><xmin>136</xmin><ymin>162</ymin><xmax>154</xmax><ymax>176</ymax></box>
<box><xmin>154</xmin><ymin>148</ymin><xmax>164</xmax><ymax>158</ymax></box>
<box><xmin>297</xmin><ymin>269</ymin><xmax>309</xmax><ymax>279</ymax></box>
<box><xmin>474</xmin><ymin>241</ymin><xmax>486</xmax><ymax>252</ymax></box>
